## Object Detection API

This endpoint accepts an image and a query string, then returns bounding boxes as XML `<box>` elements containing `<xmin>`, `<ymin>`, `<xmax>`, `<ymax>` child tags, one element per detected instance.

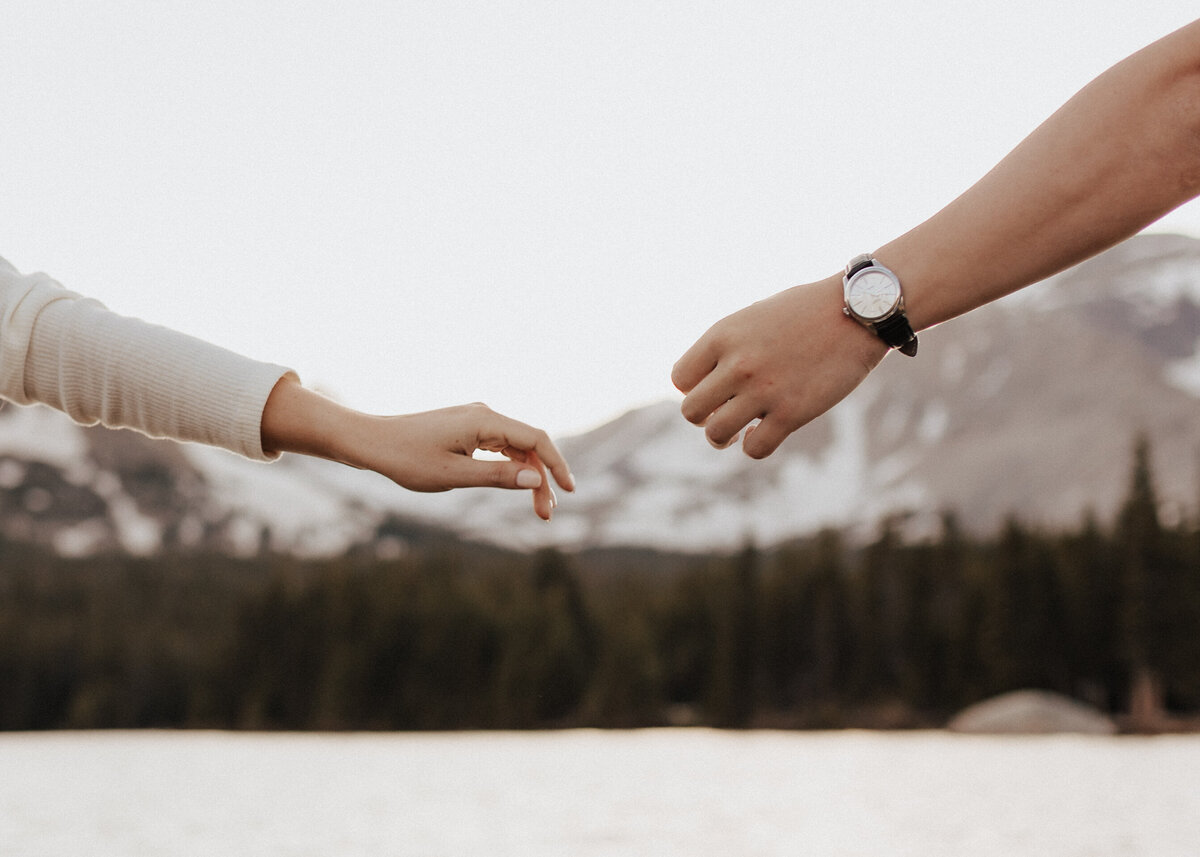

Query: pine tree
<box><xmin>493</xmin><ymin>549</ymin><xmax>597</xmax><ymax>727</ymax></box>
<box><xmin>1113</xmin><ymin>433</ymin><xmax>1188</xmax><ymax>724</ymax></box>
<box><xmin>706</xmin><ymin>542</ymin><xmax>761</xmax><ymax>728</ymax></box>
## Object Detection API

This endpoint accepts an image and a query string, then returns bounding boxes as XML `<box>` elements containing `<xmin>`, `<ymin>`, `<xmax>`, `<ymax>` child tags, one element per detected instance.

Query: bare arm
<box><xmin>892</xmin><ymin>18</ymin><xmax>1200</xmax><ymax>329</ymax></box>
<box><xmin>261</xmin><ymin>376</ymin><xmax>575</xmax><ymax>521</ymax></box>
<box><xmin>673</xmin><ymin>19</ymin><xmax>1200</xmax><ymax>458</ymax></box>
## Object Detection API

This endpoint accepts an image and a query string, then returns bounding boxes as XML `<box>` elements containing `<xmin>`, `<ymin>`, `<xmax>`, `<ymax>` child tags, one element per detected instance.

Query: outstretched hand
<box><xmin>675</xmin><ymin>20</ymin><xmax>1200</xmax><ymax>458</ymax></box>
<box><xmin>261</xmin><ymin>379</ymin><xmax>575</xmax><ymax>520</ymax></box>
<box><xmin>360</xmin><ymin>403</ymin><xmax>575</xmax><ymax>521</ymax></box>
<box><xmin>671</xmin><ymin>276</ymin><xmax>888</xmax><ymax>458</ymax></box>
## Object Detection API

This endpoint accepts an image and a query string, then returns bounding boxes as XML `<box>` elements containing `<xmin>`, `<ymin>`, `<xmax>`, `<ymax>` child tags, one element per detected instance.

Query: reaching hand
<box><xmin>261</xmin><ymin>379</ymin><xmax>575</xmax><ymax>520</ymax></box>
<box><xmin>671</xmin><ymin>276</ymin><xmax>888</xmax><ymax>458</ymax></box>
<box><xmin>356</xmin><ymin>404</ymin><xmax>575</xmax><ymax>521</ymax></box>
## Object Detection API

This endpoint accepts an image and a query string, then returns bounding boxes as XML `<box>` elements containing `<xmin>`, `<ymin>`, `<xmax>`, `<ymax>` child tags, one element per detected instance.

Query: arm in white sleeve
<box><xmin>0</xmin><ymin>256</ymin><xmax>295</xmax><ymax>461</ymax></box>
<box><xmin>1</xmin><ymin>257</ymin><xmax>577</xmax><ymax>519</ymax></box>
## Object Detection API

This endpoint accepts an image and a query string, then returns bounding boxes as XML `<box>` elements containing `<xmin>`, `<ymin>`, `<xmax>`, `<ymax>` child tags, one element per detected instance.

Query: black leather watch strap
<box><xmin>874</xmin><ymin>313</ymin><xmax>919</xmax><ymax>356</ymax></box>
<box><xmin>845</xmin><ymin>254</ymin><xmax>874</xmax><ymax>278</ymax></box>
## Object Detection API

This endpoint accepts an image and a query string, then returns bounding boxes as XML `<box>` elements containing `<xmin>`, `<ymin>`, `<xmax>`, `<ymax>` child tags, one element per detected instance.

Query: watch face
<box><xmin>847</xmin><ymin>268</ymin><xmax>901</xmax><ymax>321</ymax></box>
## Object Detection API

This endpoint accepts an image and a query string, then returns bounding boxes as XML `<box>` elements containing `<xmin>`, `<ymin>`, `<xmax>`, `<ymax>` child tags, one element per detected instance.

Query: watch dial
<box><xmin>848</xmin><ymin>270</ymin><xmax>900</xmax><ymax>320</ymax></box>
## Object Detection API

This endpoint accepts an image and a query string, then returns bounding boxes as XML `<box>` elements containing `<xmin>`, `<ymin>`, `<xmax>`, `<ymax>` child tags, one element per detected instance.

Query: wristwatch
<box><xmin>842</xmin><ymin>254</ymin><xmax>918</xmax><ymax>356</ymax></box>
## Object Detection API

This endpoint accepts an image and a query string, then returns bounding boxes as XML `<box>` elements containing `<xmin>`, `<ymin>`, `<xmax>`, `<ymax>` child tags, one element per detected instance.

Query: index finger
<box><xmin>671</xmin><ymin>333</ymin><xmax>720</xmax><ymax>395</ymax></box>
<box><xmin>518</xmin><ymin>435</ymin><xmax>575</xmax><ymax>494</ymax></box>
<box><xmin>485</xmin><ymin>415</ymin><xmax>576</xmax><ymax>493</ymax></box>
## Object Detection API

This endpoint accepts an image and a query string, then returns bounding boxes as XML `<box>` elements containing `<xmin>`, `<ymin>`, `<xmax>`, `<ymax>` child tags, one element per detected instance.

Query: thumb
<box><xmin>446</xmin><ymin>456</ymin><xmax>544</xmax><ymax>490</ymax></box>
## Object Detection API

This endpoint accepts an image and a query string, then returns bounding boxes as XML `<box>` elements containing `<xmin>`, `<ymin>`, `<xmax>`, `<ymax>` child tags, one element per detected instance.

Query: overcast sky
<box><xmin>3</xmin><ymin>1</ymin><xmax>1198</xmax><ymax>438</ymax></box>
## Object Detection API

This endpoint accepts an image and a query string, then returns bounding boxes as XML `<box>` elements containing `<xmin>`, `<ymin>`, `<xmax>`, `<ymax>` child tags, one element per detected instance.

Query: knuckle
<box><xmin>728</xmin><ymin>355</ymin><xmax>760</xmax><ymax>384</ymax></box>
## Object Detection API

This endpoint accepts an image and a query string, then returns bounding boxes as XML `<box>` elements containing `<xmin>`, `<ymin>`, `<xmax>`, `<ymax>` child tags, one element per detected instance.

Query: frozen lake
<box><xmin>2</xmin><ymin>729</ymin><xmax>1198</xmax><ymax>856</ymax></box>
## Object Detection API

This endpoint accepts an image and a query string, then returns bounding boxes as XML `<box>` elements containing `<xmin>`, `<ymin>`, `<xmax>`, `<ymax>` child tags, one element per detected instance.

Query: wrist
<box><xmin>261</xmin><ymin>376</ymin><xmax>362</xmax><ymax>465</ymax></box>
<box><xmin>815</xmin><ymin>275</ymin><xmax>890</xmax><ymax>366</ymax></box>
<box><xmin>841</xmin><ymin>256</ymin><xmax>919</xmax><ymax>356</ymax></box>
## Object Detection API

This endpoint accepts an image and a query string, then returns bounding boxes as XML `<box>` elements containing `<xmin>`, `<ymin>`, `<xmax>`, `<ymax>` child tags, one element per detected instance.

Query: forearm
<box><xmin>880</xmin><ymin>19</ymin><xmax>1200</xmax><ymax>330</ymax></box>
<box><xmin>260</xmin><ymin>376</ymin><xmax>365</xmax><ymax>466</ymax></box>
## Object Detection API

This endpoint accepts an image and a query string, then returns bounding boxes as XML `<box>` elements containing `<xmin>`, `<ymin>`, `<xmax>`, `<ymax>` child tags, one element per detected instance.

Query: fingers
<box><xmin>489</xmin><ymin>443</ymin><xmax>558</xmax><ymax>521</ymax></box>
<box><xmin>463</xmin><ymin>404</ymin><xmax>574</xmax><ymax>521</ymax></box>
<box><xmin>739</xmin><ymin>414</ymin><xmax>795</xmax><ymax>459</ymax></box>
<box><xmin>678</xmin><ymin>369</ymin><xmax>734</xmax><ymax>427</ymax></box>
<box><xmin>700</xmin><ymin>394</ymin><xmax>762</xmax><ymax>449</ymax></box>
<box><xmin>525</xmin><ymin>434</ymin><xmax>574</xmax><ymax>494</ymax></box>
<box><xmin>524</xmin><ymin>450</ymin><xmax>557</xmax><ymax>521</ymax></box>
<box><xmin>671</xmin><ymin>335</ymin><xmax>719</xmax><ymax>395</ymax></box>
<box><xmin>436</xmin><ymin>453</ymin><xmax>555</xmax><ymax>520</ymax></box>
<box><xmin>436</xmin><ymin>453</ymin><xmax>540</xmax><ymax>491</ymax></box>
<box><xmin>676</xmin><ymin>328</ymin><xmax>764</xmax><ymax>431</ymax></box>
<box><xmin>677</xmin><ymin>347</ymin><xmax>768</xmax><ymax>448</ymax></box>
<box><xmin>476</xmin><ymin>406</ymin><xmax>575</xmax><ymax>494</ymax></box>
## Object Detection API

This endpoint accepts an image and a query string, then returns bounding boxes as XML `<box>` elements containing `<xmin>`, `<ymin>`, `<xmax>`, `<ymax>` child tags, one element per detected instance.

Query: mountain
<box><xmin>4</xmin><ymin>232</ymin><xmax>1200</xmax><ymax>557</ymax></box>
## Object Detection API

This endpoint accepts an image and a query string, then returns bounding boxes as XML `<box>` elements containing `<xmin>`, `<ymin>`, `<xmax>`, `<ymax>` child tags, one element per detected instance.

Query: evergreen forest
<box><xmin>2</xmin><ymin>438</ymin><xmax>1199</xmax><ymax>732</ymax></box>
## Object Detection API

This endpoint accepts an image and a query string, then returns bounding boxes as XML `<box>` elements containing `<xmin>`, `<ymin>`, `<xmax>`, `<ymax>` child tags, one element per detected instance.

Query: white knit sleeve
<box><xmin>0</xmin><ymin>257</ymin><xmax>295</xmax><ymax>461</ymax></box>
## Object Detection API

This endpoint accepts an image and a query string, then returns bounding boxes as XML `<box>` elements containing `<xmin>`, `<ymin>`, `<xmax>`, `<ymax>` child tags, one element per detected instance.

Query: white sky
<box><xmin>3</xmin><ymin>1</ymin><xmax>1198</xmax><ymax>438</ymax></box>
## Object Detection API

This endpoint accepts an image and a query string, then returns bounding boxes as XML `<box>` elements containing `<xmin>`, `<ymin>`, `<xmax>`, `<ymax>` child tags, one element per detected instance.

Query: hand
<box><xmin>262</xmin><ymin>380</ymin><xmax>575</xmax><ymax>520</ymax></box>
<box><xmin>671</xmin><ymin>276</ymin><xmax>889</xmax><ymax>458</ymax></box>
<box><xmin>354</xmin><ymin>404</ymin><xmax>575</xmax><ymax>521</ymax></box>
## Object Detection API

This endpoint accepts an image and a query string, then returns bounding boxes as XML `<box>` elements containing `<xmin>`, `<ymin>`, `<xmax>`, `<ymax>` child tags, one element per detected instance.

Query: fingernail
<box><xmin>566</xmin><ymin>472</ymin><xmax>577</xmax><ymax>492</ymax></box>
<box><xmin>517</xmin><ymin>470</ymin><xmax>542</xmax><ymax>489</ymax></box>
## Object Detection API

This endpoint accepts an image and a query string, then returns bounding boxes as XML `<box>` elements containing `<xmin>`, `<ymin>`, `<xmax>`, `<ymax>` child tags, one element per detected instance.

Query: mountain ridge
<box><xmin>3</xmin><ymin>232</ymin><xmax>1200</xmax><ymax>557</ymax></box>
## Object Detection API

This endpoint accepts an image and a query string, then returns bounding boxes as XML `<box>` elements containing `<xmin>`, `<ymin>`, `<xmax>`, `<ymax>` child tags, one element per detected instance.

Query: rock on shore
<box><xmin>947</xmin><ymin>690</ymin><xmax>1117</xmax><ymax>735</ymax></box>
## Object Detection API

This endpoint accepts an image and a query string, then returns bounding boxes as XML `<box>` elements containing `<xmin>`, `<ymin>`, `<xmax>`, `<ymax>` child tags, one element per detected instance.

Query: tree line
<box><xmin>1</xmin><ymin>437</ymin><xmax>1198</xmax><ymax>731</ymax></box>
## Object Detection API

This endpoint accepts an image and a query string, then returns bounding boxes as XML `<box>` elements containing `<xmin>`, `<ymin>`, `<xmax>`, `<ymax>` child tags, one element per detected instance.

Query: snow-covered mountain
<box><xmin>4</xmin><ymin>233</ymin><xmax>1200</xmax><ymax>557</ymax></box>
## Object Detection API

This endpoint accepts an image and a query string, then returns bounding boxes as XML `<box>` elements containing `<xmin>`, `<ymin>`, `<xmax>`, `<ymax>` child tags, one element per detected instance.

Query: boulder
<box><xmin>947</xmin><ymin>689</ymin><xmax>1117</xmax><ymax>735</ymax></box>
